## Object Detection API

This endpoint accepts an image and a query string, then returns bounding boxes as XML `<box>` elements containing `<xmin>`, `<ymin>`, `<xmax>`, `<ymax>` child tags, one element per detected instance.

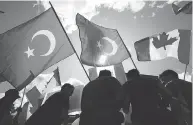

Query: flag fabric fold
<box><xmin>134</xmin><ymin>37</ymin><xmax>151</xmax><ymax>61</ymax></box>
<box><xmin>76</xmin><ymin>13</ymin><xmax>130</xmax><ymax>67</ymax></box>
<box><xmin>0</xmin><ymin>8</ymin><xmax>74</xmax><ymax>89</ymax></box>
<box><xmin>0</xmin><ymin>75</ymin><xmax>5</xmax><ymax>83</ymax></box>
<box><xmin>134</xmin><ymin>29</ymin><xmax>192</xmax><ymax>65</ymax></box>
<box><xmin>114</xmin><ymin>63</ymin><xmax>127</xmax><ymax>85</ymax></box>
<box><xmin>88</xmin><ymin>67</ymin><xmax>98</xmax><ymax>81</ymax></box>
<box><xmin>53</xmin><ymin>67</ymin><xmax>61</xmax><ymax>86</ymax></box>
<box><xmin>172</xmin><ymin>1</ymin><xmax>192</xmax><ymax>15</ymax></box>
<box><xmin>26</xmin><ymin>86</ymin><xmax>42</xmax><ymax>114</ymax></box>
<box><xmin>18</xmin><ymin>102</ymin><xmax>30</xmax><ymax>125</ymax></box>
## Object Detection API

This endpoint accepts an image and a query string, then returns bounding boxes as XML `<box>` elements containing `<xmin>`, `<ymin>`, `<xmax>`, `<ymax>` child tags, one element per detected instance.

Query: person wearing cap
<box><xmin>0</xmin><ymin>89</ymin><xmax>20</xmax><ymax>125</ymax></box>
<box><xmin>25</xmin><ymin>83</ymin><xmax>75</xmax><ymax>125</ymax></box>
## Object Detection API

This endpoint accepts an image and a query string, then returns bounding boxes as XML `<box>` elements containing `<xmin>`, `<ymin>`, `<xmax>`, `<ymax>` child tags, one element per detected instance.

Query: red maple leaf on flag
<box><xmin>152</xmin><ymin>32</ymin><xmax>177</xmax><ymax>50</ymax></box>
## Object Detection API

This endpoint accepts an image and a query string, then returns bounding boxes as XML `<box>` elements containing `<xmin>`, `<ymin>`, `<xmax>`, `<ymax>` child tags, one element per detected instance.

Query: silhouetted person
<box><xmin>80</xmin><ymin>70</ymin><xmax>124</xmax><ymax>125</ymax></box>
<box><xmin>159</xmin><ymin>69</ymin><xmax>192</xmax><ymax>125</ymax></box>
<box><xmin>12</xmin><ymin>106</ymin><xmax>23</xmax><ymax>125</ymax></box>
<box><xmin>122</xmin><ymin>69</ymin><xmax>176</xmax><ymax>125</ymax></box>
<box><xmin>25</xmin><ymin>83</ymin><xmax>75</xmax><ymax>125</ymax></box>
<box><xmin>0</xmin><ymin>89</ymin><xmax>20</xmax><ymax>125</ymax></box>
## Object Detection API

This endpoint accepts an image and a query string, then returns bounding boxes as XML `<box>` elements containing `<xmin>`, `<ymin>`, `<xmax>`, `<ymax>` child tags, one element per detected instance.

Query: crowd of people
<box><xmin>0</xmin><ymin>69</ymin><xmax>192</xmax><ymax>125</ymax></box>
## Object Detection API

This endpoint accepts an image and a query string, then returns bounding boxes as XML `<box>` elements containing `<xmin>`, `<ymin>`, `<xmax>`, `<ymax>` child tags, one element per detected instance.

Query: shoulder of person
<box><xmin>123</xmin><ymin>81</ymin><xmax>132</xmax><ymax>87</ymax></box>
<box><xmin>175</xmin><ymin>79</ymin><xmax>191</xmax><ymax>84</ymax></box>
<box><xmin>173</xmin><ymin>79</ymin><xmax>192</xmax><ymax>89</ymax></box>
<box><xmin>83</xmin><ymin>80</ymin><xmax>96</xmax><ymax>90</ymax></box>
<box><xmin>165</xmin><ymin>81</ymin><xmax>179</xmax><ymax>92</ymax></box>
<box><xmin>52</xmin><ymin>92</ymin><xmax>61</xmax><ymax>96</ymax></box>
<box><xmin>121</xmin><ymin>81</ymin><xmax>132</xmax><ymax>93</ymax></box>
<box><xmin>47</xmin><ymin>92</ymin><xmax>62</xmax><ymax>101</ymax></box>
<box><xmin>51</xmin><ymin>92</ymin><xmax>69</xmax><ymax>103</ymax></box>
<box><xmin>140</xmin><ymin>76</ymin><xmax>159</xmax><ymax>85</ymax></box>
<box><xmin>0</xmin><ymin>98</ymin><xmax>3</xmax><ymax>105</ymax></box>
<box><xmin>103</xmin><ymin>76</ymin><xmax>119</xmax><ymax>81</ymax></box>
<box><xmin>107</xmin><ymin>77</ymin><xmax>122</xmax><ymax>85</ymax></box>
<box><xmin>167</xmin><ymin>79</ymin><xmax>180</xmax><ymax>86</ymax></box>
<box><xmin>92</xmin><ymin>76</ymin><xmax>119</xmax><ymax>83</ymax></box>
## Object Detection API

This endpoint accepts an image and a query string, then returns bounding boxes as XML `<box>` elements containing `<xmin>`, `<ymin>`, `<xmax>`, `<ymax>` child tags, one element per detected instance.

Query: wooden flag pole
<box><xmin>117</xmin><ymin>32</ymin><xmax>138</xmax><ymax>71</ymax></box>
<box><xmin>184</xmin><ymin>64</ymin><xmax>188</xmax><ymax>80</ymax></box>
<box><xmin>49</xmin><ymin>1</ymin><xmax>91</xmax><ymax>82</ymax></box>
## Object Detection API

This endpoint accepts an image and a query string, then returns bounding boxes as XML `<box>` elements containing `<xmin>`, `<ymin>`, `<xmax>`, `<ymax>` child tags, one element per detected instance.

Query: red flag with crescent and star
<box><xmin>0</xmin><ymin>8</ymin><xmax>74</xmax><ymax>90</ymax></box>
<box><xmin>76</xmin><ymin>13</ymin><xmax>130</xmax><ymax>67</ymax></box>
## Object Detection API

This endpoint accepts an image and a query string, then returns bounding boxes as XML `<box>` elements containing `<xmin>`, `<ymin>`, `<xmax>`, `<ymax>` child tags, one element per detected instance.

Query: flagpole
<box><xmin>117</xmin><ymin>31</ymin><xmax>138</xmax><ymax>70</ymax></box>
<box><xmin>45</xmin><ymin>74</ymin><xmax>54</xmax><ymax>88</ymax></box>
<box><xmin>49</xmin><ymin>1</ymin><xmax>91</xmax><ymax>82</ymax></box>
<box><xmin>129</xmin><ymin>55</ymin><xmax>138</xmax><ymax>70</ymax></box>
<box><xmin>56</xmin><ymin>66</ymin><xmax>62</xmax><ymax>86</ymax></box>
<box><xmin>20</xmin><ymin>86</ymin><xmax>27</xmax><ymax>107</ymax></box>
<box><xmin>11</xmin><ymin>70</ymin><xmax>34</xmax><ymax>124</ymax></box>
<box><xmin>184</xmin><ymin>64</ymin><xmax>188</xmax><ymax>80</ymax></box>
<box><xmin>20</xmin><ymin>70</ymin><xmax>33</xmax><ymax>107</ymax></box>
<box><xmin>13</xmin><ymin>84</ymin><xmax>27</xmax><ymax>125</ymax></box>
<box><xmin>44</xmin><ymin>67</ymin><xmax>61</xmax><ymax>88</ymax></box>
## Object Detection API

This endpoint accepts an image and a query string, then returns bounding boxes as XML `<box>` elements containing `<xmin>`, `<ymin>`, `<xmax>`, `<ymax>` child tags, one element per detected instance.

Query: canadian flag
<box><xmin>134</xmin><ymin>29</ymin><xmax>192</xmax><ymax>65</ymax></box>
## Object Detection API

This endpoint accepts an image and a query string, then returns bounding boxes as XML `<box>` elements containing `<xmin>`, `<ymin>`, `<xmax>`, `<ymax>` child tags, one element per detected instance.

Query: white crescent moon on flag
<box><xmin>102</xmin><ymin>37</ymin><xmax>118</xmax><ymax>56</ymax></box>
<box><xmin>31</xmin><ymin>30</ymin><xmax>56</xmax><ymax>56</ymax></box>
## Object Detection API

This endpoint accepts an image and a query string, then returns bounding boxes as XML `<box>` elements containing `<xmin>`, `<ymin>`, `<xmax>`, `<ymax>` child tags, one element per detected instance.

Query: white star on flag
<box><xmin>25</xmin><ymin>47</ymin><xmax>35</xmax><ymax>58</ymax></box>
<box><xmin>97</xmin><ymin>41</ymin><xmax>102</xmax><ymax>49</ymax></box>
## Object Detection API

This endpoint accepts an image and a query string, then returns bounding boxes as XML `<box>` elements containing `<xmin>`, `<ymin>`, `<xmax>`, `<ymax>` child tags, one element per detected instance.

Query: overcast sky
<box><xmin>0</xmin><ymin>0</ymin><xmax>192</xmax><ymax>92</ymax></box>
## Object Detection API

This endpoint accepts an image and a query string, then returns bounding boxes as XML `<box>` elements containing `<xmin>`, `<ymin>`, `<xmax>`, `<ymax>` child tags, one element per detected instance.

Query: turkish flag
<box><xmin>0</xmin><ymin>8</ymin><xmax>74</xmax><ymax>90</ymax></box>
<box><xmin>76</xmin><ymin>13</ymin><xmax>130</xmax><ymax>67</ymax></box>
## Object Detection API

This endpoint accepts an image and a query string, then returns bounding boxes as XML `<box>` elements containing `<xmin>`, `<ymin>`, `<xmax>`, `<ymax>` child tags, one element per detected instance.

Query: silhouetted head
<box><xmin>159</xmin><ymin>70</ymin><xmax>178</xmax><ymax>84</ymax></box>
<box><xmin>126</xmin><ymin>69</ymin><xmax>140</xmax><ymax>81</ymax></box>
<box><xmin>61</xmin><ymin>83</ymin><xmax>75</xmax><ymax>96</ymax></box>
<box><xmin>99</xmin><ymin>70</ymin><xmax>112</xmax><ymax>77</ymax></box>
<box><xmin>5</xmin><ymin>89</ymin><xmax>20</xmax><ymax>99</ymax></box>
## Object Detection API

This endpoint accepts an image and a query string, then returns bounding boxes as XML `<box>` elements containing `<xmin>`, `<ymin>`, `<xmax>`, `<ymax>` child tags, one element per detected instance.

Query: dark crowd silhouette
<box><xmin>0</xmin><ymin>69</ymin><xmax>192</xmax><ymax>125</ymax></box>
